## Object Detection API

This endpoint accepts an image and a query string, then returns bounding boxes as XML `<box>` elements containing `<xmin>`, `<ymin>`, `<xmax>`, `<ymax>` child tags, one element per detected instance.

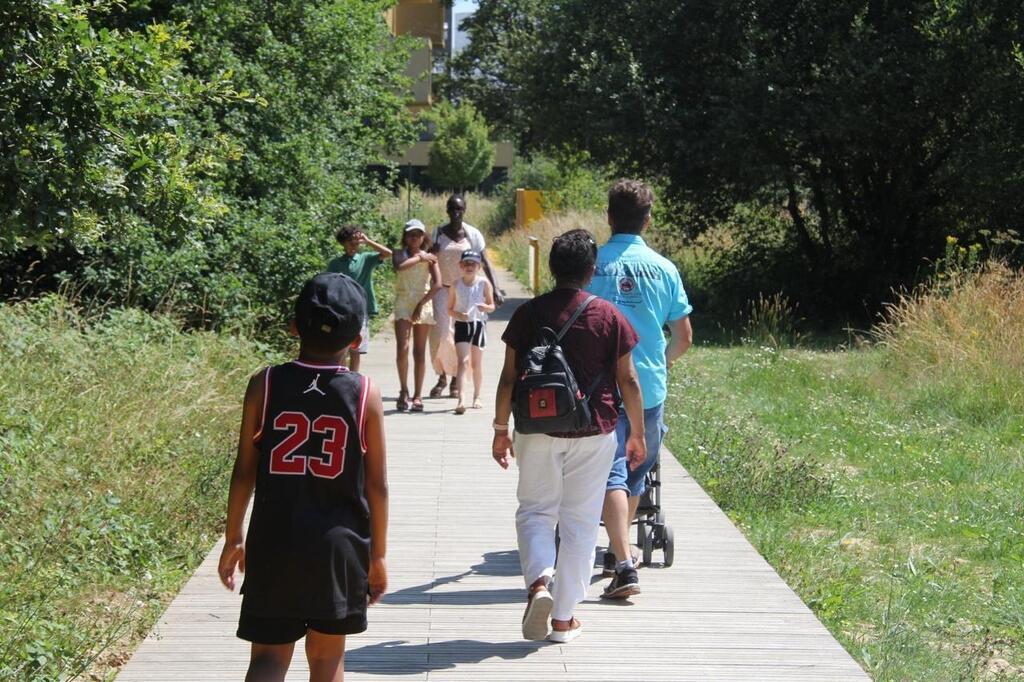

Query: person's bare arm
<box><xmin>477</xmin><ymin>279</ymin><xmax>496</xmax><ymax>315</ymax></box>
<box><xmin>363</xmin><ymin>380</ymin><xmax>389</xmax><ymax>605</ymax></box>
<box><xmin>218</xmin><ymin>371</ymin><xmax>264</xmax><ymax>591</ymax></box>
<box><xmin>615</xmin><ymin>351</ymin><xmax>647</xmax><ymax>470</ymax></box>
<box><xmin>449</xmin><ymin>282</ymin><xmax>468</xmax><ymax>322</ymax></box>
<box><xmin>491</xmin><ymin>345</ymin><xmax>517</xmax><ymax>469</ymax></box>
<box><xmin>479</xmin><ymin>252</ymin><xmax>505</xmax><ymax>306</ymax></box>
<box><xmin>359</xmin><ymin>232</ymin><xmax>393</xmax><ymax>259</ymax></box>
<box><xmin>666</xmin><ymin>316</ymin><xmax>693</xmax><ymax>369</ymax></box>
<box><xmin>394</xmin><ymin>249</ymin><xmax>437</xmax><ymax>272</ymax></box>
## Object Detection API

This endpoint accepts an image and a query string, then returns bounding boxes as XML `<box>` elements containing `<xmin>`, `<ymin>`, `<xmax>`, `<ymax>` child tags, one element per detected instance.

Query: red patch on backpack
<box><xmin>529</xmin><ymin>388</ymin><xmax>558</xmax><ymax>418</ymax></box>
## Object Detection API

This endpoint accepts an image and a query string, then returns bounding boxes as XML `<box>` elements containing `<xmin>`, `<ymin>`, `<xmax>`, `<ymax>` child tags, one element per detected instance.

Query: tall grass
<box><xmin>379</xmin><ymin>187</ymin><xmax>500</xmax><ymax>237</ymax></box>
<box><xmin>491</xmin><ymin>209</ymin><xmax>608</xmax><ymax>292</ymax></box>
<box><xmin>873</xmin><ymin>261</ymin><xmax>1024</xmax><ymax>417</ymax></box>
<box><xmin>0</xmin><ymin>296</ymin><xmax>278</xmax><ymax>680</ymax></box>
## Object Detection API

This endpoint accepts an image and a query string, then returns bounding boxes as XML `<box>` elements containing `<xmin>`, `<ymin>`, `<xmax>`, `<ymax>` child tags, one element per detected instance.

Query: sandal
<box><xmin>396</xmin><ymin>390</ymin><xmax>409</xmax><ymax>412</ymax></box>
<box><xmin>548</xmin><ymin>617</ymin><xmax>582</xmax><ymax>643</ymax></box>
<box><xmin>410</xmin><ymin>398</ymin><xmax>424</xmax><ymax>412</ymax></box>
<box><xmin>429</xmin><ymin>379</ymin><xmax>445</xmax><ymax>399</ymax></box>
<box><xmin>521</xmin><ymin>584</ymin><xmax>553</xmax><ymax>641</ymax></box>
<box><xmin>472</xmin><ymin>398</ymin><xmax>483</xmax><ymax>409</ymax></box>
<box><xmin>454</xmin><ymin>404</ymin><xmax>466</xmax><ymax>415</ymax></box>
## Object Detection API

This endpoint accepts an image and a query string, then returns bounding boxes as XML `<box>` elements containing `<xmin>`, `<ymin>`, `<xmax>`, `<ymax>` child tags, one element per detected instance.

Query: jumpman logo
<box><xmin>303</xmin><ymin>374</ymin><xmax>326</xmax><ymax>396</ymax></box>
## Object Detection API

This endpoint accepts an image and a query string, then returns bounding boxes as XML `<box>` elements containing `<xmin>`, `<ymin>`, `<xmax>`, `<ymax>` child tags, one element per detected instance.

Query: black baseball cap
<box><xmin>294</xmin><ymin>272</ymin><xmax>366</xmax><ymax>348</ymax></box>
<box><xmin>460</xmin><ymin>249</ymin><xmax>482</xmax><ymax>263</ymax></box>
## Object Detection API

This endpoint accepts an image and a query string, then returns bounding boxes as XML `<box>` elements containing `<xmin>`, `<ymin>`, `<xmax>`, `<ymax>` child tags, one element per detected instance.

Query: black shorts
<box><xmin>454</xmin><ymin>320</ymin><xmax>486</xmax><ymax>347</ymax></box>
<box><xmin>237</xmin><ymin>612</ymin><xmax>367</xmax><ymax>645</ymax></box>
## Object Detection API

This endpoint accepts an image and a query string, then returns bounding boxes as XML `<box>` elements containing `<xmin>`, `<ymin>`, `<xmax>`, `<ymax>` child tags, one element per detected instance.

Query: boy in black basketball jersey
<box><xmin>218</xmin><ymin>272</ymin><xmax>389</xmax><ymax>682</ymax></box>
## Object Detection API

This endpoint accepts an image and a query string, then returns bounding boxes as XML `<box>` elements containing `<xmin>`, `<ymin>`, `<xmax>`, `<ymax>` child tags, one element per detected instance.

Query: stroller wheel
<box><xmin>663</xmin><ymin>524</ymin><xmax>675</xmax><ymax>567</ymax></box>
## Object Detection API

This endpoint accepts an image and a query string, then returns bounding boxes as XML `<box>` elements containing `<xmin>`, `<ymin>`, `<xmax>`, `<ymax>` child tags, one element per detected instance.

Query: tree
<box><xmin>451</xmin><ymin>0</ymin><xmax>1024</xmax><ymax>303</ymax></box>
<box><xmin>0</xmin><ymin>0</ymin><xmax>417</xmax><ymax>330</ymax></box>
<box><xmin>425</xmin><ymin>101</ymin><xmax>494</xmax><ymax>191</ymax></box>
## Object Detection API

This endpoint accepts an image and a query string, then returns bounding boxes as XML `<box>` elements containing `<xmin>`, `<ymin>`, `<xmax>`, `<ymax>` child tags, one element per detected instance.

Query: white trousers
<box><xmin>514</xmin><ymin>430</ymin><xmax>616</xmax><ymax>621</ymax></box>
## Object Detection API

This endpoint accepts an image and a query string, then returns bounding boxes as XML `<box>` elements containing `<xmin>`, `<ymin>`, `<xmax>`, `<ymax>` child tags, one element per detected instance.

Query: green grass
<box><xmin>665</xmin><ymin>344</ymin><xmax>1024</xmax><ymax>680</ymax></box>
<box><xmin>0</xmin><ymin>296</ymin><xmax>280</xmax><ymax>680</ymax></box>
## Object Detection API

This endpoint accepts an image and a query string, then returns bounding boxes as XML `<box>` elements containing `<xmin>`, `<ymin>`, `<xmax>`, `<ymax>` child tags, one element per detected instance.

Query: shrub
<box><xmin>0</xmin><ymin>1</ymin><xmax>415</xmax><ymax>337</ymax></box>
<box><xmin>490</xmin><ymin>152</ymin><xmax>611</xmax><ymax>233</ymax></box>
<box><xmin>425</xmin><ymin>101</ymin><xmax>494</xmax><ymax>192</ymax></box>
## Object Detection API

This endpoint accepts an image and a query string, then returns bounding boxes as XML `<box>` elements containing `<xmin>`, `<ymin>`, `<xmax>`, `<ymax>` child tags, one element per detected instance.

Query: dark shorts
<box><xmin>237</xmin><ymin>612</ymin><xmax>367</xmax><ymax>645</ymax></box>
<box><xmin>454</xmin><ymin>320</ymin><xmax>486</xmax><ymax>347</ymax></box>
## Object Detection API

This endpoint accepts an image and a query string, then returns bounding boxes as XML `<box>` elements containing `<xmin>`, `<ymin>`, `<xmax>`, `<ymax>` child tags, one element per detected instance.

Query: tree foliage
<box><xmin>450</xmin><ymin>0</ymin><xmax>1024</xmax><ymax>301</ymax></box>
<box><xmin>425</xmin><ymin>101</ymin><xmax>494</xmax><ymax>191</ymax></box>
<box><xmin>0</xmin><ymin>0</ymin><xmax>415</xmax><ymax>329</ymax></box>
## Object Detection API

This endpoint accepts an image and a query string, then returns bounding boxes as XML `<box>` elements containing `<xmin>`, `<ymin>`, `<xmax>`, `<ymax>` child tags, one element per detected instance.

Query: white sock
<box><xmin>616</xmin><ymin>558</ymin><xmax>634</xmax><ymax>572</ymax></box>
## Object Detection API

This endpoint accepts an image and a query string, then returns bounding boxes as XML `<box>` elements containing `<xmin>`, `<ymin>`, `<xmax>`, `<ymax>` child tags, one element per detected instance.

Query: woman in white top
<box><xmin>428</xmin><ymin>194</ymin><xmax>504</xmax><ymax>398</ymax></box>
<box><xmin>448</xmin><ymin>250</ymin><xmax>495</xmax><ymax>414</ymax></box>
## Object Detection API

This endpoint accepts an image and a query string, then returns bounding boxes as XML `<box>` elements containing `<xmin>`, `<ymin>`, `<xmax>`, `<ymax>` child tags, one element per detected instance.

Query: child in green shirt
<box><xmin>327</xmin><ymin>225</ymin><xmax>392</xmax><ymax>371</ymax></box>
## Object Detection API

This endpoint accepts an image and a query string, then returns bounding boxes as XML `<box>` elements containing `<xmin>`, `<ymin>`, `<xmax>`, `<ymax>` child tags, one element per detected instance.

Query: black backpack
<box><xmin>512</xmin><ymin>295</ymin><xmax>604</xmax><ymax>435</ymax></box>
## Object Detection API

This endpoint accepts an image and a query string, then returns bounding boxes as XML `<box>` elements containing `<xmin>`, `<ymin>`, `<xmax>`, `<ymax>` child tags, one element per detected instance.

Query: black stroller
<box><xmin>602</xmin><ymin>460</ymin><xmax>675</xmax><ymax>570</ymax></box>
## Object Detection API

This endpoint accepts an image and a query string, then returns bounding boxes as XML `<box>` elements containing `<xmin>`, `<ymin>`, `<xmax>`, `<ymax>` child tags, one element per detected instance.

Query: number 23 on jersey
<box><xmin>269</xmin><ymin>412</ymin><xmax>349</xmax><ymax>479</ymax></box>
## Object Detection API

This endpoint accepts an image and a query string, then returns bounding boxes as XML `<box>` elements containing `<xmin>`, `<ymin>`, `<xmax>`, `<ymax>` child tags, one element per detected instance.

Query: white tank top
<box><xmin>453</xmin><ymin>277</ymin><xmax>488</xmax><ymax>323</ymax></box>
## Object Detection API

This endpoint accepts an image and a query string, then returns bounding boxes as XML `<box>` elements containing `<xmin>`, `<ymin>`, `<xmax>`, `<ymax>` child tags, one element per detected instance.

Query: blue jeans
<box><xmin>606</xmin><ymin>403</ymin><xmax>667</xmax><ymax>497</ymax></box>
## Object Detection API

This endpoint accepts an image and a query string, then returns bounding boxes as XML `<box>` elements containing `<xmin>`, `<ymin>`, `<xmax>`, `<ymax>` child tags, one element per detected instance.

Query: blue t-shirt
<box><xmin>586</xmin><ymin>233</ymin><xmax>692</xmax><ymax>409</ymax></box>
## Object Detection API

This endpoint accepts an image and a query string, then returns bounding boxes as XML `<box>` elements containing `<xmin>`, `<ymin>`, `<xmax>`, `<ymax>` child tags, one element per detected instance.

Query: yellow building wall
<box><xmin>386</xmin><ymin>1</ymin><xmax>445</xmax><ymax>47</ymax></box>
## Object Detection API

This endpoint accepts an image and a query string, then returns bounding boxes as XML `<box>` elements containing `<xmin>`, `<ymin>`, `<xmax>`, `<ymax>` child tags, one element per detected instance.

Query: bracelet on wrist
<box><xmin>492</xmin><ymin>421</ymin><xmax>509</xmax><ymax>432</ymax></box>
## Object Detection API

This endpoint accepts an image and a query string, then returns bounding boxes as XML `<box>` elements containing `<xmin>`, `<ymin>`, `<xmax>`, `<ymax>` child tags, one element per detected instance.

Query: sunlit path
<box><xmin>118</xmin><ymin>267</ymin><xmax>867</xmax><ymax>681</ymax></box>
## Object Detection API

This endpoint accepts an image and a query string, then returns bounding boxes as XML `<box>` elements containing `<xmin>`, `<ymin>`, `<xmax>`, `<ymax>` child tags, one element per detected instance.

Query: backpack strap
<box><xmin>554</xmin><ymin>295</ymin><xmax>597</xmax><ymax>344</ymax></box>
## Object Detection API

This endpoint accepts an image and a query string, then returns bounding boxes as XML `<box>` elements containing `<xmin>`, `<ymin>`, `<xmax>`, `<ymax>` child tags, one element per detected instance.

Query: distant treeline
<box><xmin>448</xmin><ymin>0</ymin><xmax>1024</xmax><ymax>319</ymax></box>
<box><xmin>1</xmin><ymin>0</ymin><xmax>414</xmax><ymax>330</ymax></box>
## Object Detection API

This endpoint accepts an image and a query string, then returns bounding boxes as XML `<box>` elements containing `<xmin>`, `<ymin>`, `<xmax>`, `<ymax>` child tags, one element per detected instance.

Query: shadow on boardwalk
<box><xmin>347</xmin><ymin>639</ymin><xmax>549</xmax><ymax>675</ymax></box>
<box><xmin>383</xmin><ymin>550</ymin><xmax>523</xmax><ymax>607</ymax></box>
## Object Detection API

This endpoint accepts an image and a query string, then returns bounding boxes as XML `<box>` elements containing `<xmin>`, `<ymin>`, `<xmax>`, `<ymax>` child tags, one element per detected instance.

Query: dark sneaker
<box><xmin>602</xmin><ymin>551</ymin><xmax>616</xmax><ymax>576</ymax></box>
<box><xmin>601</xmin><ymin>566</ymin><xmax>641</xmax><ymax>599</ymax></box>
<box><xmin>602</xmin><ymin>548</ymin><xmax>642</xmax><ymax>576</ymax></box>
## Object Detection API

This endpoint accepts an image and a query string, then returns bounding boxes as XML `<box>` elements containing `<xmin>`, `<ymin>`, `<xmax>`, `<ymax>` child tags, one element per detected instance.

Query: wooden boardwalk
<box><xmin>119</xmin><ymin>268</ymin><xmax>868</xmax><ymax>681</ymax></box>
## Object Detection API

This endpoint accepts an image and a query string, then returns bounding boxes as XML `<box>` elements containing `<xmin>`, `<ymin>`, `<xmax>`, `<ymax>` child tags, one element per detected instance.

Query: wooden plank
<box><xmin>117</xmin><ymin>267</ymin><xmax>867</xmax><ymax>681</ymax></box>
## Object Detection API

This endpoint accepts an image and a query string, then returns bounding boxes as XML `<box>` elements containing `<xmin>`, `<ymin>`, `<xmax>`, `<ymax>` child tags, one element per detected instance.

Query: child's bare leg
<box><xmin>245</xmin><ymin>642</ymin><xmax>294</xmax><ymax>682</ymax></box>
<box><xmin>394</xmin><ymin>320</ymin><xmax>412</xmax><ymax>395</ymax></box>
<box><xmin>471</xmin><ymin>345</ymin><xmax>484</xmax><ymax>406</ymax></box>
<box><xmin>305</xmin><ymin>630</ymin><xmax>345</xmax><ymax>682</ymax></box>
<box><xmin>454</xmin><ymin>342</ymin><xmax>471</xmax><ymax>410</ymax></box>
<box><xmin>412</xmin><ymin>324</ymin><xmax>430</xmax><ymax>399</ymax></box>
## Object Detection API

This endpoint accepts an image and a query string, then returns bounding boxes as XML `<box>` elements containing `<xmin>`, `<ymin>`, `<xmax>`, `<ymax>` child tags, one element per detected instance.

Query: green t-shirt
<box><xmin>326</xmin><ymin>251</ymin><xmax>383</xmax><ymax>316</ymax></box>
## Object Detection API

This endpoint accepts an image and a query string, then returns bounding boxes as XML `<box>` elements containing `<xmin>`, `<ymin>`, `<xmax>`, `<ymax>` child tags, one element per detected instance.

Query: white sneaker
<box><xmin>521</xmin><ymin>587</ymin><xmax>553</xmax><ymax>640</ymax></box>
<box><xmin>548</xmin><ymin>618</ymin><xmax>582</xmax><ymax>643</ymax></box>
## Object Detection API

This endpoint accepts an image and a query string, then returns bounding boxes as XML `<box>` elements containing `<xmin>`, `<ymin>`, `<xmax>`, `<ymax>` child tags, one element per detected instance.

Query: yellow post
<box><xmin>528</xmin><ymin>236</ymin><xmax>540</xmax><ymax>294</ymax></box>
<box><xmin>515</xmin><ymin>188</ymin><xmax>544</xmax><ymax>229</ymax></box>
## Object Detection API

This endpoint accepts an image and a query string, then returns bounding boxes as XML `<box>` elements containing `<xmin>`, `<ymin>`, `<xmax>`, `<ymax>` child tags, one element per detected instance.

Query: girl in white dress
<box><xmin>448</xmin><ymin>250</ymin><xmax>495</xmax><ymax>414</ymax></box>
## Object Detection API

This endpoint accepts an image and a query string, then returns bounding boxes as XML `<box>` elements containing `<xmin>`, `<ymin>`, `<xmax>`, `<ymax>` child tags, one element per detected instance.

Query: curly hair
<box><xmin>607</xmin><ymin>179</ymin><xmax>654</xmax><ymax>234</ymax></box>
<box><xmin>549</xmin><ymin>229</ymin><xmax>598</xmax><ymax>283</ymax></box>
<box><xmin>334</xmin><ymin>224</ymin><xmax>361</xmax><ymax>245</ymax></box>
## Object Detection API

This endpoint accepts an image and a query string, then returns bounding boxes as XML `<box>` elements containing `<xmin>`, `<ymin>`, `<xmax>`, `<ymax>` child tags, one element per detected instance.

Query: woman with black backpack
<box><xmin>491</xmin><ymin>229</ymin><xmax>647</xmax><ymax>643</ymax></box>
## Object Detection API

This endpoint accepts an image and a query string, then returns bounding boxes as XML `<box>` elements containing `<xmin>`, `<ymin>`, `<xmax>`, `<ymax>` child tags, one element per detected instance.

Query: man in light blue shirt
<box><xmin>586</xmin><ymin>179</ymin><xmax>693</xmax><ymax>599</ymax></box>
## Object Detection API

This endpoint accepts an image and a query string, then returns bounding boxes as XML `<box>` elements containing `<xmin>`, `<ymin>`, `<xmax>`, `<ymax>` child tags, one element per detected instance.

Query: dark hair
<box><xmin>607</xmin><ymin>179</ymin><xmax>654</xmax><ymax>234</ymax></box>
<box><xmin>334</xmin><ymin>224</ymin><xmax>360</xmax><ymax>245</ymax></box>
<box><xmin>447</xmin><ymin>194</ymin><xmax>466</xmax><ymax>209</ymax></box>
<box><xmin>549</xmin><ymin>229</ymin><xmax>598</xmax><ymax>283</ymax></box>
<box><xmin>401</xmin><ymin>228</ymin><xmax>431</xmax><ymax>252</ymax></box>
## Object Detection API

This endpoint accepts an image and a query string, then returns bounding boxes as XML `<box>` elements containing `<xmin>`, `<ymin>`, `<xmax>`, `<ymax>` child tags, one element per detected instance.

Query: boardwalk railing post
<box><xmin>528</xmin><ymin>236</ymin><xmax>540</xmax><ymax>294</ymax></box>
